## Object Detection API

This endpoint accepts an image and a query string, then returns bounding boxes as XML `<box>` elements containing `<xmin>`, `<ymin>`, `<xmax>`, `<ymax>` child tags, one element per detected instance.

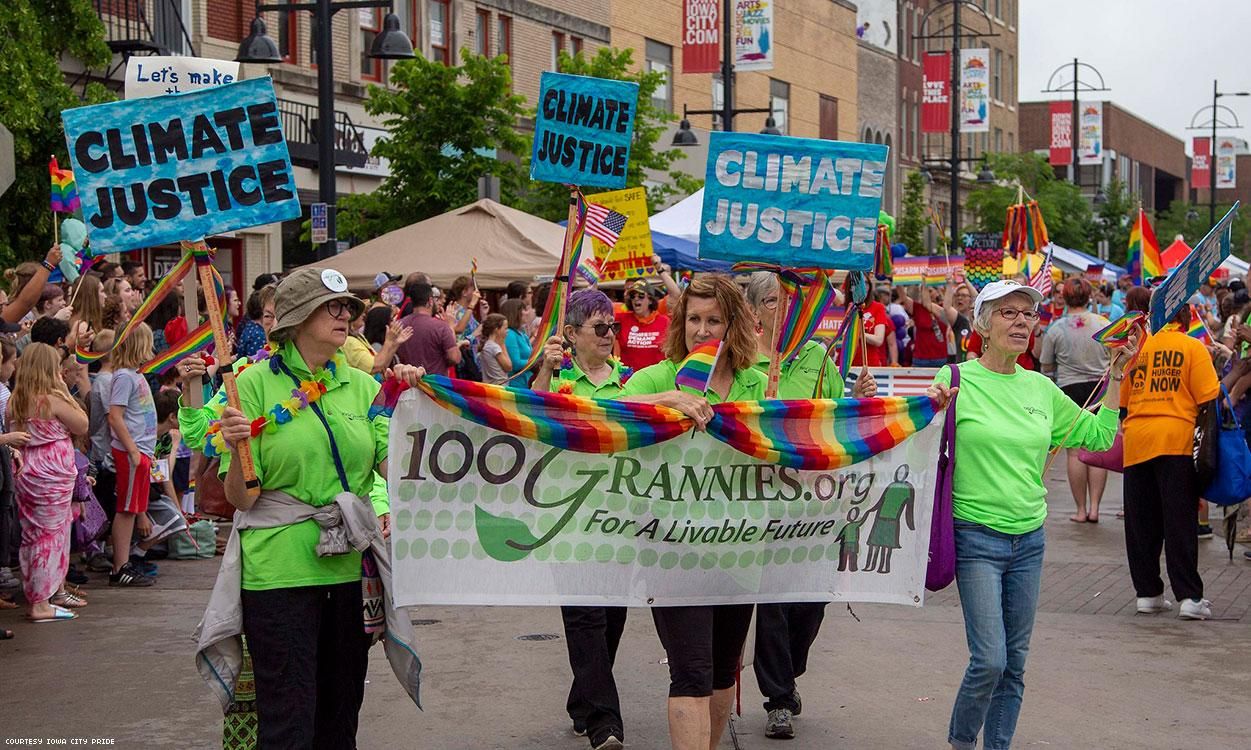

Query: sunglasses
<box><xmin>627</xmin><ymin>291</ymin><xmax>648</xmax><ymax>300</ymax></box>
<box><xmin>581</xmin><ymin>321</ymin><xmax>622</xmax><ymax>337</ymax></box>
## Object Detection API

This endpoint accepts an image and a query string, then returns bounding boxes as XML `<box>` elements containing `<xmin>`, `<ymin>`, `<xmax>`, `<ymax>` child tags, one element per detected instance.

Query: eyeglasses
<box><xmin>996</xmin><ymin>308</ymin><xmax>1041</xmax><ymax>322</ymax></box>
<box><xmin>581</xmin><ymin>321</ymin><xmax>622</xmax><ymax>337</ymax></box>
<box><xmin>760</xmin><ymin>296</ymin><xmax>780</xmax><ymax>311</ymax></box>
<box><xmin>324</xmin><ymin>299</ymin><xmax>354</xmax><ymax>320</ymax></box>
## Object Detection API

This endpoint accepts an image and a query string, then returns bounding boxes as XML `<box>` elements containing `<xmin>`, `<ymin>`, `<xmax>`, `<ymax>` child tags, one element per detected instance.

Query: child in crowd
<box><xmin>86</xmin><ymin>331</ymin><xmax>116</xmax><ymax>534</ymax></box>
<box><xmin>10</xmin><ymin>343</ymin><xmax>89</xmax><ymax>622</ymax></box>
<box><xmin>106</xmin><ymin>323</ymin><xmax>157</xmax><ymax>587</ymax></box>
<box><xmin>128</xmin><ymin>389</ymin><xmax>189</xmax><ymax>571</ymax></box>
<box><xmin>477</xmin><ymin>313</ymin><xmax>512</xmax><ymax>385</ymax></box>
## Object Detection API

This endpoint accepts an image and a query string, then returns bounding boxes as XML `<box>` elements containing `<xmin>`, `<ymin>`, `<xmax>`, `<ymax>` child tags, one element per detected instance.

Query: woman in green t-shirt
<box><xmin>617</xmin><ymin>274</ymin><xmax>765</xmax><ymax>750</ymax></box>
<box><xmin>215</xmin><ymin>267</ymin><xmax>423</xmax><ymax>748</ymax></box>
<box><xmin>926</xmin><ymin>280</ymin><xmax>1134</xmax><ymax>750</ymax></box>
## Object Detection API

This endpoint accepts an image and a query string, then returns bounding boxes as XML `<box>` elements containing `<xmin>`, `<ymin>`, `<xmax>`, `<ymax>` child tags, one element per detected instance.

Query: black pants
<box><xmin>95</xmin><ymin>466</ymin><xmax>117</xmax><ymax>523</ymax></box>
<box><xmin>1123</xmin><ymin>455</ymin><xmax>1204</xmax><ymax>602</ymax></box>
<box><xmin>241</xmin><ymin>581</ymin><xmax>372</xmax><ymax>749</ymax></box>
<box><xmin>753</xmin><ymin>603</ymin><xmax>827</xmax><ymax>712</ymax></box>
<box><xmin>652</xmin><ymin>604</ymin><xmax>754</xmax><ymax>698</ymax></box>
<box><xmin>561</xmin><ymin>606</ymin><xmax>626</xmax><ymax>737</ymax></box>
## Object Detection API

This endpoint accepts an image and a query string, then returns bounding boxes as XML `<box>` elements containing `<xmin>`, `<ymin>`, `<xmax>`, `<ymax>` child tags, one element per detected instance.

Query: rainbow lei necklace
<box><xmin>203</xmin><ymin>353</ymin><xmax>336</xmax><ymax>457</ymax></box>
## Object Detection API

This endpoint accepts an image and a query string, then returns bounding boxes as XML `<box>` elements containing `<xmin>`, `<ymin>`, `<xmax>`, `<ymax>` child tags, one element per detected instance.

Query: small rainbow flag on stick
<box><xmin>49</xmin><ymin>157</ymin><xmax>79</xmax><ymax>214</ymax></box>
<box><xmin>1187</xmin><ymin>306</ymin><xmax>1211</xmax><ymax>344</ymax></box>
<box><xmin>1092</xmin><ymin>311</ymin><xmax>1146</xmax><ymax>347</ymax></box>
<box><xmin>675</xmin><ymin>339</ymin><xmax>721</xmax><ymax>394</ymax></box>
<box><xmin>1127</xmin><ymin>207</ymin><xmax>1163</xmax><ymax>284</ymax></box>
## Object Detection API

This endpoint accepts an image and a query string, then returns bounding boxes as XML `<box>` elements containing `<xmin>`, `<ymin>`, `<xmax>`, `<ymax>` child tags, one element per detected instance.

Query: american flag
<box><xmin>583</xmin><ymin>202</ymin><xmax>628</xmax><ymax>248</ymax></box>
<box><xmin>1028</xmin><ymin>244</ymin><xmax>1054</xmax><ymax>296</ymax></box>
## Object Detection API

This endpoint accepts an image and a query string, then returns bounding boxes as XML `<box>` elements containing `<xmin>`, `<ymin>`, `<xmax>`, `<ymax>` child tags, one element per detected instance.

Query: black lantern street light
<box><xmin>237</xmin><ymin>2</ymin><xmax>414</xmax><ymax>260</ymax></box>
<box><xmin>1188</xmin><ymin>82</ymin><xmax>1249</xmax><ymax>227</ymax></box>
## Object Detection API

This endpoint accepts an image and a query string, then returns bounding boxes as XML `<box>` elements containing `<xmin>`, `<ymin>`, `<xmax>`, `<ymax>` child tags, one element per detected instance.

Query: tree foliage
<box><xmin>335</xmin><ymin>53</ymin><xmax>530</xmax><ymax>243</ymax></box>
<box><xmin>896</xmin><ymin>169</ymin><xmax>927</xmax><ymax>255</ymax></box>
<box><xmin>1155</xmin><ymin>200</ymin><xmax>1251</xmax><ymax>258</ymax></box>
<box><xmin>966</xmin><ymin>152</ymin><xmax>1094</xmax><ymax>252</ymax></box>
<box><xmin>0</xmin><ymin>0</ymin><xmax>112</xmax><ymax>268</ymax></box>
<box><xmin>517</xmin><ymin>48</ymin><xmax>702</xmax><ymax>221</ymax></box>
<box><xmin>1090</xmin><ymin>178</ymin><xmax>1135</xmax><ymax>266</ymax></box>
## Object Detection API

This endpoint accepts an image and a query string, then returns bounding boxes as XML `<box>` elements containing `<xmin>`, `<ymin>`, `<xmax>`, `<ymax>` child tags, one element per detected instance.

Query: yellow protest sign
<box><xmin>585</xmin><ymin>186</ymin><xmax>653</xmax><ymax>281</ymax></box>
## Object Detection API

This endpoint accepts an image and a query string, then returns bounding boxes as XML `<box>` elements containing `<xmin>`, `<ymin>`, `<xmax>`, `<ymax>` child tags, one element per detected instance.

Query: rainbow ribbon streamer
<box><xmin>1001</xmin><ymin>200</ymin><xmax>1049</xmax><ymax>262</ymax></box>
<box><xmin>834</xmin><ymin>305</ymin><xmax>863</xmax><ymax>381</ymax></box>
<box><xmin>76</xmin><ymin>249</ymin><xmax>224</xmax><ymax>364</ymax></box>
<box><xmin>509</xmin><ymin>191</ymin><xmax>589</xmax><ymax>380</ymax></box>
<box><xmin>387</xmin><ymin>375</ymin><xmax>939</xmax><ymax>471</ymax></box>
<box><xmin>140</xmin><ymin>322</ymin><xmax>213</xmax><ymax>374</ymax></box>
<box><xmin>1091</xmin><ymin>311</ymin><xmax>1146</xmax><ymax>348</ymax></box>
<box><xmin>49</xmin><ymin>157</ymin><xmax>80</xmax><ymax>214</ymax></box>
<box><xmin>874</xmin><ymin>223</ymin><xmax>893</xmax><ymax>279</ymax></box>
<box><xmin>675</xmin><ymin>339</ymin><xmax>721</xmax><ymax>394</ymax></box>
<box><xmin>776</xmin><ymin>270</ymin><xmax>838</xmax><ymax>363</ymax></box>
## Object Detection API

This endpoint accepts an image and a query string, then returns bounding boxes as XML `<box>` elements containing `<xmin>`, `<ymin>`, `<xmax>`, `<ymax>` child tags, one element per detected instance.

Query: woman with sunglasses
<box><xmin>615</xmin><ymin>279</ymin><xmax>670</xmax><ymax>372</ymax></box>
<box><xmin>615</xmin><ymin>274</ymin><xmax>766</xmax><ymax>750</ymax></box>
<box><xmin>532</xmin><ymin>289</ymin><xmax>630</xmax><ymax>750</ymax></box>
<box><xmin>201</xmin><ymin>267</ymin><xmax>424</xmax><ymax>748</ymax></box>
<box><xmin>925</xmin><ymin>281</ymin><xmax>1134</xmax><ymax>750</ymax></box>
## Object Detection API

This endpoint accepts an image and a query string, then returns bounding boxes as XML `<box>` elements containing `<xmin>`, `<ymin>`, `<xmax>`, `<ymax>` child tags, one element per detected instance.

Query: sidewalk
<box><xmin>2</xmin><ymin>464</ymin><xmax>1249</xmax><ymax>749</ymax></box>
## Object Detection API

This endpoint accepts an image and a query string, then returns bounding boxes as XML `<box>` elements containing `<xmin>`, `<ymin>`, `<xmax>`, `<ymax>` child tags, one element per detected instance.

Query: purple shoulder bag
<box><xmin>926</xmin><ymin>364</ymin><xmax>959</xmax><ymax>593</ymax></box>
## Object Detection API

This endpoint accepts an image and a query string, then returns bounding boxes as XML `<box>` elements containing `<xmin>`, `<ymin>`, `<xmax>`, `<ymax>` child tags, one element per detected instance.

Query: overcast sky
<box><xmin>1018</xmin><ymin>0</ymin><xmax>1251</xmax><ymax>152</ymax></box>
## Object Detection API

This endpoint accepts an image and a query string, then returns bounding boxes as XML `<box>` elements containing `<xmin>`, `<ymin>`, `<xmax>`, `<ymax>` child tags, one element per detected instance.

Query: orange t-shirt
<box><xmin>1120</xmin><ymin>327</ymin><xmax>1220</xmax><ymax>467</ymax></box>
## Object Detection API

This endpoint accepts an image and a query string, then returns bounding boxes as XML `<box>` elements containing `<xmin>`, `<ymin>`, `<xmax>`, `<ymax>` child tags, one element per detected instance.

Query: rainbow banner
<box><xmin>892</xmin><ymin>256</ymin><xmax>965</xmax><ymax>286</ymax></box>
<box><xmin>49</xmin><ymin>157</ymin><xmax>80</xmax><ymax>214</ymax></box>
<box><xmin>675</xmin><ymin>340</ymin><xmax>721</xmax><ymax>394</ymax></box>
<box><xmin>387</xmin><ymin>375</ymin><xmax>944</xmax><ymax>608</ymax></box>
<box><xmin>1127</xmin><ymin>207</ymin><xmax>1163</xmax><ymax>283</ymax></box>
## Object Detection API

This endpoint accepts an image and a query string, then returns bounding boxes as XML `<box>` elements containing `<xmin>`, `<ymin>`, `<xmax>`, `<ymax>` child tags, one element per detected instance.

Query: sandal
<box><xmin>0</xmin><ymin>597</ymin><xmax>17</xmax><ymax>610</ymax></box>
<box><xmin>50</xmin><ymin>591</ymin><xmax>88</xmax><ymax>609</ymax></box>
<box><xmin>27</xmin><ymin>605</ymin><xmax>77</xmax><ymax>623</ymax></box>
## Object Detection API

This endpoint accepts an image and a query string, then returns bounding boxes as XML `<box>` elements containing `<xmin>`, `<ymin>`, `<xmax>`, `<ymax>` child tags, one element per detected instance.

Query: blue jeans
<box><xmin>948</xmin><ymin>520</ymin><xmax>1044</xmax><ymax>750</ymax></box>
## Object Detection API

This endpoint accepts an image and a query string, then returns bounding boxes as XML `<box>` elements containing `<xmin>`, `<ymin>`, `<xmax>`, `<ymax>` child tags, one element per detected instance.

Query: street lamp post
<box><xmin>671</xmin><ymin>0</ymin><xmax>778</xmax><ymax>144</ymax></box>
<box><xmin>915</xmin><ymin>1</ymin><xmax>997</xmax><ymax>253</ymax></box>
<box><xmin>1042</xmin><ymin>60</ymin><xmax>1109</xmax><ymax>186</ymax></box>
<box><xmin>237</xmin><ymin>1</ymin><xmax>414</xmax><ymax>260</ymax></box>
<box><xmin>1189</xmin><ymin>81</ymin><xmax>1250</xmax><ymax>227</ymax></box>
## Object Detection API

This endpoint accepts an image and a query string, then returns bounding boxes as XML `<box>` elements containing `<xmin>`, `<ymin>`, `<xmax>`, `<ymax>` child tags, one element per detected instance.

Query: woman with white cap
<box><xmin>208</xmin><ymin>267</ymin><xmax>424</xmax><ymax>748</ymax></box>
<box><xmin>926</xmin><ymin>280</ymin><xmax>1137</xmax><ymax>750</ymax></box>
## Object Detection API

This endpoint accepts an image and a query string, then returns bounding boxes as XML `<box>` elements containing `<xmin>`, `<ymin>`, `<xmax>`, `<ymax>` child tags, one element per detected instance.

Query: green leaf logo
<box><xmin>475</xmin><ymin>505</ymin><xmax>538</xmax><ymax>562</ymax></box>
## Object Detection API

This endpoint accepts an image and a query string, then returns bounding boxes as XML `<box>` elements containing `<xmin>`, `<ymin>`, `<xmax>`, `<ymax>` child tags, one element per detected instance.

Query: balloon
<box><xmin>890</xmin><ymin>242</ymin><xmax>908</xmax><ymax>259</ymax></box>
<box><xmin>878</xmin><ymin>210</ymin><xmax>895</xmax><ymax>237</ymax></box>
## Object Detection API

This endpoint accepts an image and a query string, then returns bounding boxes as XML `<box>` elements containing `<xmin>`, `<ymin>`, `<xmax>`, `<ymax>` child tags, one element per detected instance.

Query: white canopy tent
<box><xmin>649</xmin><ymin>188</ymin><xmax>704</xmax><ymax>243</ymax></box>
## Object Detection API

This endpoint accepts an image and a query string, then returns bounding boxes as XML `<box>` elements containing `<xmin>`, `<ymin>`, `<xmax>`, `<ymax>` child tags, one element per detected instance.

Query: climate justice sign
<box><xmin>60</xmin><ymin>77</ymin><xmax>300</xmax><ymax>253</ymax></box>
<box><xmin>387</xmin><ymin>380</ymin><xmax>941</xmax><ymax>607</ymax></box>
<box><xmin>530</xmin><ymin>72</ymin><xmax>639</xmax><ymax>188</ymax></box>
<box><xmin>698</xmin><ymin>132</ymin><xmax>889</xmax><ymax>270</ymax></box>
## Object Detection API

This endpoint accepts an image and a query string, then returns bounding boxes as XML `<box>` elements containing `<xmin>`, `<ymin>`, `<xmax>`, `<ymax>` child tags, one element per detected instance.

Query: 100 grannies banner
<box><xmin>386</xmin><ymin>377</ymin><xmax>942</xmax><ymax>608</ymax></box>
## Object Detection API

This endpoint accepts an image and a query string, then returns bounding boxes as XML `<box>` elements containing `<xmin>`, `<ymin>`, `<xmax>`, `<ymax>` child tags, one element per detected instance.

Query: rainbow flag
<box><xmin>49</xmin><ymin>157</ymin><xmax>79</xmax><ymax>214</ymax></box>
<box><xmin>1187</xmin><ymin>306</ymin><xmax>1211</xmax><ymax>344</ymax></box>
<box><xmin>1127</xmin><ymin>208</ymin><xmax>1163</xmax><ymax>284</ymax></box>
<box><xmin>675</xmin><ymin>340</ymin><xmax>721</xmax><ymax>394</ymax></box>
<box><xmin>834</xmin><ymin>306</ymin><xmax>863</xmax><ymax>380</ymax></box>
<box><xmin>140</xmin><ymin>322</ymin><xmax>214</xmax><ymax>374</ymax></box>
<box><xmin>1092</xmin><ymin>311</ymin><xmax>1145</xmax><ymax>347</ymax></box>
<box><xmin>775</xmin><ymin>270</ymin><xmax>838</xmax><ymax>363</ymax></box>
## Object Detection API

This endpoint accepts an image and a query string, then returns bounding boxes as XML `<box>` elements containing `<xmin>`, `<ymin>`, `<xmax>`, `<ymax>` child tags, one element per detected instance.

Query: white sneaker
<box><xmin>1178</xmin><ymin>598</ymin><xmax>1212</xmax><ymax>620</ymax></box>
<box><xmin>1136</xmin><ymin>596</ymin><xmax>1173</xmax><ymax>614</ymax></box>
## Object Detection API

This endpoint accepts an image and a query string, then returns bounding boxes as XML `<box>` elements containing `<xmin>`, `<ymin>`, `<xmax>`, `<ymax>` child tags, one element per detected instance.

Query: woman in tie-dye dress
<box><xmin>10</xmin><ymin>343</ymin><xmax>89</xmax><ymax>622</ymax></box>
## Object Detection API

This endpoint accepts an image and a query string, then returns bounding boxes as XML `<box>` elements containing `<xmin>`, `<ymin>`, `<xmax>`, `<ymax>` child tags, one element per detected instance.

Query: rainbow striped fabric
<box><xmin>49</xmin><ymin>157</ymin><xmax>79</xmax><ymax>214</ymax></box>
<box><xmin>776</xmin><ymin>270</ymin><xmax>838</xmax><ymax>363</ymax></box>
<box><xmin>675</xmin><ymin>340</ymin><xmax>721</xmax><ymax>394</ymax></box>
<box><xmin>140</xmin><ymin>322</ymin><xmax>213</xmax><ymax>374</ymax></box>
<box><xmin>1001</xmin><ymin>200</ymin><xmax>1049</xmax><ymax>261</ymax></box>
<box><xmin>1127</xmin><ymin>208</ymin><xmax>1163</xmax><ymax>283</ymax></box>
<box><xmin>1187</xmin><ymin>306</ymin><xmax>1211</xmax><ymax>343</ymax></box>
<box><xmin>389</xmin><ymin>374</ymin><xmax>939</xmax><ymax>470</ymax></box>
<box><xmin>834</xmin><ymin>305</ymin><xmax>863</xmax><ymax>380</ymax></box>
<box><xmin>874</xmin><ymin>224</ymin><xmax>893</xmax><ymax>278</ymax></box>
<box><xmin>1092</xmin><ymin>311</ymin><xmax>1146</xmax><ymax>347</ymax></box>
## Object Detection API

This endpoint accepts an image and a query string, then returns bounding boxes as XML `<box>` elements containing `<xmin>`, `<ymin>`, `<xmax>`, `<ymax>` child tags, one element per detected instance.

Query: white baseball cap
<box><xmin>973</xmin><ymin>280</ymin><xmax>1044</xmax><ymax>321</ymax></box>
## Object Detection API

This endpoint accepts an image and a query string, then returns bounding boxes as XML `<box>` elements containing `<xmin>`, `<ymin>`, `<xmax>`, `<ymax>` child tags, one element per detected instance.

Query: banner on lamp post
<box><xmin>733</xmin><ymin>0</ymin><xmax>773</xmax><ymax>72</ymax></box>
<box><xmin>1192</xmin><ymin>137</ymin><xmax>1211</xmax><ymax>188</ymax></box>
<box><xmin>958</xmin><ymin>49</ymin><xmax>990</xmax><ymax>133</ymax></box>
<box><xmin>1049</xmin><ymin>101</ymin><xmax>1073</xmax><ymax>166</ymax></box>
<box><xmin>921</xmin><ymin>52</ymin><xmax>951</xmax><ymax>134</ymax></box>
<box><xmin>1216</xmin><ymin>138</ymin><xmax>1237</xmax><ymax>189</ymax></box>
<box><xmin>683</xmin><ymin>0</ymin><xmax>720</xmax><ymax>74</ymax></box>
<box><xmin>1078</xmin><ymin>101</ymin><xmax>1103</xmax><ymax>166</ymax></box>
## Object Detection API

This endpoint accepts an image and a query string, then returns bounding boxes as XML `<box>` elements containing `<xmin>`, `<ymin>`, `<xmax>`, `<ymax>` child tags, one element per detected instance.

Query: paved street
<box><xmin>3</xmin><ymin>465</ymin><xmax>1251</xmax><ymax>749</ymax></box>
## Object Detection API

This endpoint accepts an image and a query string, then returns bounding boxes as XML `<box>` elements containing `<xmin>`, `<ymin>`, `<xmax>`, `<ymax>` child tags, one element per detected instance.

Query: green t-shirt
<box><xmin>219</xmin><ymin>341</ymin><xmax>390</xmax><ymax>591</ymax></box>
<box><xmin>934</xmin><ymin>360</ymin><xmax>1117</xmax><ymax>535</ymax></box>
<box><xmin>550</xmin><ymin>357</ymin><xmax>626</xmax><ymax>398</ymax></box>
<box><xmin>619</xmin><ymin>357</ymin><xmax>767</xmax><ymax>403</ymax></box>
<box><xmin>751</xmin><ymin>340</ymin><xmax>844</xmax><ymax>400</ymax></box>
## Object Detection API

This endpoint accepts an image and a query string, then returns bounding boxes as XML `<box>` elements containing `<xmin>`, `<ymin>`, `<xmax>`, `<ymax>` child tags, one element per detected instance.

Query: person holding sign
<box><xmin>204</xmin><ymin>268</ymin><xmax>424</xmax><ymax>748</ymax></box>
<box><xmin>926</xmin><ymin>281</ymin><xmax>1133</xmax><ymax>750</ymax></box>
<box><xmin>532</xmin><ymin>289</ymin><xmax>630</xmax><ymax>750</ymax></box>
<box><xmin>616</xmin><ymin>275</ymin><xmax>765</xmax><ymax>750</ymax></box>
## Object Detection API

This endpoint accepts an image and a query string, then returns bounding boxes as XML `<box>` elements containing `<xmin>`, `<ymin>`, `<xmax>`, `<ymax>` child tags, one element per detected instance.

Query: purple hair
<box><xmin>566</xmin><ymin>288</ymin><xmax>614</xmax><ymax>328</ymax></box>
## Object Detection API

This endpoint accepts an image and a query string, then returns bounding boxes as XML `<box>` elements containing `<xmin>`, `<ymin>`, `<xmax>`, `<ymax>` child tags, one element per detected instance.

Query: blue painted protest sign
<box><xmin>1149</xmin><ymin>202</ymin><xmax>1239</xmax><ymax>331</ymax></box>
<box><xmin>60</xmin><ymin>77</ymin><xmax>300</xmax><ymax>254</ymax></box>
<box><xmin>698</xmin><ymin>132</ymin><xmax>889</xmax><ymax>270</ymax></box>
<box><xmin>530</xmin><ymin>72</ymin><xmax>638</xmax><ymax>188</ymax></box>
